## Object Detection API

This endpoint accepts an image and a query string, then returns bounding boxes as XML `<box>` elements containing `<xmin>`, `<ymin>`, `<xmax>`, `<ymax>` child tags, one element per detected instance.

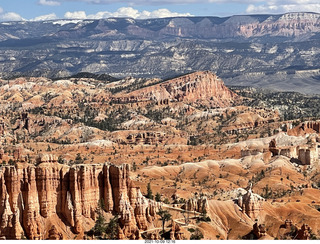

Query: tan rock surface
<box><xmin>0</xmin><ymin>162</ymin><xmax>160</xmax><ymax>240</ymax></box>
<box><xmin>112</xmin><ymin>71</ymin><xmax>239</xmax><ymax>107</ymax></box>
<box><xmin>237</xmin><ymin>184</ymin><xmax>264</xmax><ymax>220</ymax></box>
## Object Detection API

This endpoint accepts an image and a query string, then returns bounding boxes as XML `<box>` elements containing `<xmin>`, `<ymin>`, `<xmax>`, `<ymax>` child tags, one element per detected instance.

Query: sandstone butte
<box><xmin>0</xmin><ymin>158</ymin><xmax>162</xmax><ymax>240</ymax></box>
<box><xmin>112</xmin><ymin>71</ymin><xmax>239</xmax><ymax>107</ymax></box>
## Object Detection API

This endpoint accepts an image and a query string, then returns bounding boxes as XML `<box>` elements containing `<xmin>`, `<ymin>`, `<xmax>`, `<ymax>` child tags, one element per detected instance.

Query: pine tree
<box><xmin>157</xmin><ymin>208</ymin><xmax>171</xmax><ymax>235</ymax></box>
<box><xmin>75</xmin><ymin>153</ymin><xmax>84</xmax><ymax>164</ymax></box>
<box><xmin>190</xmin><ymin>228</ymin><xmax>203</xmax><ymax>240</ymax></box>
<box><xmin>155</xmin><ymin>192</ymin><xmax>161</xmax><ymax>202</ymax></box>
<box><xmin>132</xmin><ymin>162</ymin><xmax>137</xmax><ymax>171</ymax></box>
<box><xmin>105</xmin><ymin>216</ymin><xmax>119</xmax><ymax>240</ymax></box>
<box><xmin>146</xmin><ymin>182</ymin><xmax>154</xmax><ymax>200</ymax></box>
<box><xmin>89</xmin><ymin>199</ymin><xmax>119</xmax><ymax>239</ymax></box>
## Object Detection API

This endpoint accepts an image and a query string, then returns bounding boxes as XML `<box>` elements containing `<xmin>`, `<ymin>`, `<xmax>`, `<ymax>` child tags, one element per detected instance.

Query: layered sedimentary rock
<box><xmin>155</xmin><ymin>13</ymin><xmax>320</xmax><ymax>39</ymax></box>
<box><xmin>0</xmin><ymin>158</ymin><xmax>161</xmax><ymax>240</ymax></box>
<box><xmin>300</xmin><ymin>121</ymin><xmax>320</xmax><ymax>133</ymax></box>
<box><xmin>183</xmin><ymin>195</ymin><xmax>209</xmax><ymax>213</ymax></box>
<box><xmin>237</xmin><ymin>184</ymin><xmax>264</xmax><ymax>220</ymax></box>
<box><xmin>48</xmin><ymin>226</ymin><xmax>63</xmax><ymax>240</ymax></box>
<box><xmin>126</xmin><ymin>132</ymin><xmax>166</xmax><ymax>145</ymax></box>
<box><xmin>296</xmin><ymin>224</ymin><xmax>312</xmax><ymax>240</ymax></box>
<box><xmin>277</xmin><ymin>219</ymin><xmax>313</xmax><ymax>240</ymax></box>
<box><xmin>112</xmin><ymin>71</ymin><xmax>238</xmax><ymax>108</ymax></box>
<box><xmin>269</xmin><ymin>133</ymin><xmax>319</xmax><ymax>165</ymax></box>
<box><xmin>288</xmin><ymin>120</ymin><xmax>320</xmax><ymax>136</ymax></box>
<box><xmin>169</xmin><ymin>220</ymin><xmax>185</xmax><ymax>240</ymax></box>
<box><xmin>252</xmin><ymin>223</ymin><xmax>267</xmax><ymax>239</ymax></box>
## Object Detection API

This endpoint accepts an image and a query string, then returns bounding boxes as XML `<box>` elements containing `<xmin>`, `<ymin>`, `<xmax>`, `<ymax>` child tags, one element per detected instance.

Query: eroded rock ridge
<box><xmin>0</xmin><ymin>161</ymin><xmax>161</xmax><ymax>240</ymax></box>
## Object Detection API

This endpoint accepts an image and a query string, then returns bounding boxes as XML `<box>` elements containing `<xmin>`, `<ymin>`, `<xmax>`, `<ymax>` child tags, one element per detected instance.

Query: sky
<box><xmin>0</xmin><ymin>0</ymin><xmax>320</xmax><ymax>22</ymax></box>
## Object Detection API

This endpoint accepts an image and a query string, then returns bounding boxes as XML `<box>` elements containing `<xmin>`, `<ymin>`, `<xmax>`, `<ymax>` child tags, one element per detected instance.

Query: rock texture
<box><xmin>48</xmin><ymin>226</ymin><xmax>63</xmax><ymax>240</ymax></box>
<box><xmin>243</xmin><ymin>222</ymin><xmax>273</xmax><ymax>240</ymax></box>
<box><xmin>288</xmin><ymin>120</ymin><xmax>320</xmax><ymax>136</ymax></box>
<box><xmin>183</xmin><ymin>195</ymin><xmax>209</xmax><ymax>213</ymax></box>
<box><xmin>252</xmin><ymin>222</ymin><xmax>267</xmax><ymax>239</ymax></box>
<box><xmin>277</xmin><ymin>219</ymin><xmax>313</xmax><ymax>240</ymax></box>
<box><xmin>237</xmin><ymin>184</ymin><xmax>264</xmax><ymax>220</ymax></box>
<box><xmin>296</xmin><ymin>224</ymin><xmax>312</xmax><ymax>240</ymax></box>
<box><xmin>269</xmin><ymin>132</ymin><xmax>318</xmax><ymax>165</ymax></box>
<box><xmin>0</xmin><ymin>158</ymin><xmax>161</xmax><ymax>240</ymax></box>
<box><xmin>113</xmin><ymin>71</ymin><xmax>238</xmax><ymax>108</ymax></box>
<box><xmin>125</xmin><ymin>132</ymin><xmax>166</xmax><ymax>145</ymax></box>
<box><xmin>169</xmin><ymin>220</ymin><xmax>185</xmax><ymax>240</ymax></box>
<box><xmin>3</xmin><ymin>13</ymin><xmax>320</xmax><ymax>93</ymax></box>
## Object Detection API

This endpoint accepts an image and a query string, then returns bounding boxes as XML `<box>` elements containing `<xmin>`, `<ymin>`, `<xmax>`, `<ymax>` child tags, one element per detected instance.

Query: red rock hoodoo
<box><xmin>0</xmin><ymin>161</ymin><xmax>161</xmax><ymax>240</ymax></box>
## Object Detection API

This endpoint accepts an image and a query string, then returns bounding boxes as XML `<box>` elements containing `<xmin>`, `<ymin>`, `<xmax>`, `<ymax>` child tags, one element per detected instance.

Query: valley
<box><xmin>0</xmin><ymin>71</ymin><xmax>320</xmax><ymax>240</ymax></box>
<box><xmin>2</xmin><ymin>13</ymin><xmax>320</xmax><ymax>93</ymax></box>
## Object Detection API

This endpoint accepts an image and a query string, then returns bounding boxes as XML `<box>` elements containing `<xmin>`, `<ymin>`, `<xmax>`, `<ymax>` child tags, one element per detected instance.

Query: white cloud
<box><xmin>138</xmin><ymin>8</ymin><xmax>193</xmax><ymax>18</ymax></box>
<box><xmin>246</xmin><ymin>1</ymin><xmax>320</xmax><ymax>14</ymax></box>
<box><xmin>0</xmin><ymin>6</ymin><xmax>24</xmax><ymax>22</ymax></box>
<box><xmin>31</xmin><ymin>13</ymin><xmax>58</xmax><ymax>21</ymax></box>
<box><xmin>35</xmin><ymin>0</ymin><xmax>265</xmax><ymax>5</ymax></box>
<box><xmin>87</xmin><ymin>11</ymin><xmax>110</xmax><ymax>19</ymax></box>
<box><xmin>0</xmin><ymin>12</ymin><xmax>25</xmax><ymax>21</ymax></box>
<box><xmin>110</xmin><ymin>7</ymin><xmax>140</xmax><ymax>18</ymax></box>
<box><xmin>64</xmin><ymin>11</ymin><xmax>87</xmax><ymax>19</ymax></box>
<box><xmin>0</xmin><ymin>4</ymin><xmax>191</xmax><ymax>22</ymax></box>
<box><xmin>38</xmin><ymin>0</ymin><xmax>61</xmax><ymax>6</ymax></box>
<box><xmin>65</xmin><ymin>7</ymin><xmax>192</xmax><ymax>20</ymax></box>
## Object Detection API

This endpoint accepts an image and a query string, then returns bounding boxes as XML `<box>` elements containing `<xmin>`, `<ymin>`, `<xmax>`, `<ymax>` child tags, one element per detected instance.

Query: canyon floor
<box><xmin>0</xmin><ymin>71</ymin><xmax>320</xmax><ymax>240</ymax></box>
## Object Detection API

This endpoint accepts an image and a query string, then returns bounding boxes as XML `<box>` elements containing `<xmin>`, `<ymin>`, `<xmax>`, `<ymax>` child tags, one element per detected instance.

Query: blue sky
<box><xmin>0</xmin><ymin>0</ymin><xmax>320</xmax><ymax>21</ymax></box>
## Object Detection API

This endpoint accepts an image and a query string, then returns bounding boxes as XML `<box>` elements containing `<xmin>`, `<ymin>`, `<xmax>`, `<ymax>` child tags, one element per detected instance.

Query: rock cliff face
<box><xmin>125</xmin><ymin>132</ymin><xmax>166</xmax><ymax>145</ymax></box>
<box><xmin>152</xmin><ymin>13</ymin><xmax>320</xmax><ymax>39</ymax></box>
<box><xmin>288</xmin><ymin>120</ymin><xmax>320</xmax><ymax>136</ymax></box>
<box><xmin>277</xmin><ymin>219</ymin><xmax>313</xmax><ymax>240</ymax></box>
<box><xmin>183</xmin><ymin>195</ymin><xmax>209</xmax><ymax>213</ymax></box>
<box><xmin>0</xmin><ymin>159</ymin><xmax>161</xmax><ymax>240</ymax></box>
<box><xmin>237</xmin><ymin>184</ymin><xmax>264</xmax><ymax>220</ymax></box>
<box><xmin>269</xmin><ymin>133</ymin><xmax>318</xmax><ymax>165</ymax></box>
<box><xmin>2</xmin><ymin>13</ymin><xmax>320</xmax><ymax>93</ymax></box>
<box><xmin>1</xmin><ymin>13</ymin><xmax>320</xmax><ymax>42</ymax></box>
<box><xmin>169</xmin><ymin>220</ymin><xmax>185</xmax><ymax>240</ymax></box>
<box><xmin>113</xmin><ymin>71</ymin><xmax>238</xmax><ymax>108</ymax></box>
<box><xmin>296</xmin><ymin>224</ymin><xmax>312</xmax><ymax>240</ymax></box>
<box><xmin>252</xmin><ymin>223</ymin><xmax>267</xmax><ymax>239</ymax></box>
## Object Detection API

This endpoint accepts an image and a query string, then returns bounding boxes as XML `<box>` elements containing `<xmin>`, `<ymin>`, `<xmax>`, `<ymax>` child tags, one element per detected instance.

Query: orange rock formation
<box><xmin>237</xmin><ymin>184</ymin><xmax>264</xmax><ymax>220</ymax></box>
<box><xmin>112</xmin><ymin>71</ymin><xmax>238</xmax><ymax>107</ymax></box>
<box><xmin>0</xmin><ymin>159</ymin><xmax>161</xmax><ymax>240</ymax></box>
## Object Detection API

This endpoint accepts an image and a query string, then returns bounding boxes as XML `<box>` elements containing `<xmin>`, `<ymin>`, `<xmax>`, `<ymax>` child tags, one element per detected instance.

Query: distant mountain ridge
<box><xmin>2</xmin><ymin>12</ymin><xmax>320</xmax><ymax>93</ymax></box>
<box><xmin>1</xmin><ymin>12</ymin><xmax>320</xmax><ymax>41</ymax></box>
